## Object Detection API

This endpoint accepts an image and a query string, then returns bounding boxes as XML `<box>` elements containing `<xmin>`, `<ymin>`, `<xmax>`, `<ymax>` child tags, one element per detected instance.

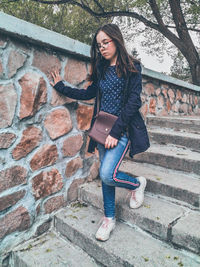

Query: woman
<box><xmin>50</xmin><ymin>24</ymin><xmax>150</xmax><ymax>242</ymax></box>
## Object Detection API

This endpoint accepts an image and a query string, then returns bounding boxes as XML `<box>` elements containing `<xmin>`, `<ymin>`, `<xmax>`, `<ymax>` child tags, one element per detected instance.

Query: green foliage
<box><xmin>0</xmin><ymin>0</ymin><xmax>110</xmax><ymax>44</ymax></box>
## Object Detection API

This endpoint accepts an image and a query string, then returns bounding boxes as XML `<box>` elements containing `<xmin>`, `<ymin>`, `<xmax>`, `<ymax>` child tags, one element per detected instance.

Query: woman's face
<box><xmin>96</xmin><ymin>30</ymin><xmax>118</xmax><ymax>65</ymax></box>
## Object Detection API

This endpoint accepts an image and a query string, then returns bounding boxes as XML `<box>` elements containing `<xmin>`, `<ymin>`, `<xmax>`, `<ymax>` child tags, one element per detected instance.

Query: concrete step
<box><xmin>11</xmin><ymin>230</ymin><xmax>100</xmax><ymax>267</ymax></box>
<box><xmin>148</xmin><ymin>128</ymin><xmax>200</xmax><ymax>152</ymax></box>
<box><xmin>133</xmin><ymin>143</ymin><xmax>200</xmax><ymax>175</ymax></box>
<box><xmin>119</xmin><ymin>160</ymin><xmax>200</xmax><ymax>208</ymax></box>
<box><xmin>54</xmin><ymin>203</ymin><xmax>200</xmax><ymax>267</ymax></box>
<box><xmin>78</xmin><ymin>181</ymin><xmax>200</xmax><ymax>255</ymax></box>
<box><xmin>147</xmin><ymin>116</ymin><xmax>200</xmax><ymax>133</ymax></box>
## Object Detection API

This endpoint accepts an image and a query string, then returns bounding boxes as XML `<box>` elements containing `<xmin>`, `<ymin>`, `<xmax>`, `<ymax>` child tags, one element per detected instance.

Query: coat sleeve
<box><xmin>53</xmin><ymin>80</ymin><xmax>98</xmax><ymax>100</ymax></box>
<box><xmin>109</xmin><ymin>63</ymin><xmax>142</xmax><ymax>139</ymax></box>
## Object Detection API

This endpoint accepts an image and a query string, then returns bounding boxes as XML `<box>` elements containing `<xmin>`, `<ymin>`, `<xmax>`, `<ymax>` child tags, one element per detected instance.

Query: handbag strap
<box><xmin>96</xmin><ymin>88</ymin><xmax>100</xmax><ymax>116</ymax></box>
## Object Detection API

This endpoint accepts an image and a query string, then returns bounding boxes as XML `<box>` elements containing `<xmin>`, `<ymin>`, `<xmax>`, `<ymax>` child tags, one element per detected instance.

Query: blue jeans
<box><xmin>97</xmin><ymin>134</ymin><xmax>140</xmax><ymax>218</ymax></box>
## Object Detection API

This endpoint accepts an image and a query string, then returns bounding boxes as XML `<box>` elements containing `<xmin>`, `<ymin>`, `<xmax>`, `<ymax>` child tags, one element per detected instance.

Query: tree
<box><xmin>11</xmin><ymin>0</ymin><xmax>199</xmax><ymax>86</ymax></box>
<box><xmin>0</xmin><ymin>0</ymin><xmax>110</xmax><ymax>44</ymax></box>
<box><xmin>170</xmin><ymin>51</ymin><xmax>192</xmax><ymax>82</ymax></box>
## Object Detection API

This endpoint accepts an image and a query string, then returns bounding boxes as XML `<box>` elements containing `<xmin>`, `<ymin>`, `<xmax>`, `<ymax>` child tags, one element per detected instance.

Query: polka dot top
<box><xmin>99</xmin><ymin>65</ymin><xmax>125</xmax><ymax>117</ymax></box>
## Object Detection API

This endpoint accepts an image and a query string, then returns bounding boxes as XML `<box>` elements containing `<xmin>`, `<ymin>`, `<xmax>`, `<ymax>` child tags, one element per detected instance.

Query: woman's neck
<box><xmin>109</xmin><ymin>54</ymin><xmax>117</xmax><ymax>66</ymax></box>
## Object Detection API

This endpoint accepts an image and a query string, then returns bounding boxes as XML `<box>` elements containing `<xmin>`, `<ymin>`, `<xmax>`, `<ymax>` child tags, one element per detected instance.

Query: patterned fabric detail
<box><xmin>99</xmin><ymin>66</ymin><xmax>125</xmax><ymax>116</ymax></box>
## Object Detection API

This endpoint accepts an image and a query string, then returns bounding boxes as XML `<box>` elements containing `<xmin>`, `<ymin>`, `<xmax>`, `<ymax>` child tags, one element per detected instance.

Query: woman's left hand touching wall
<box><xmin>50</xmin><ymin>70</ymin><xmax>62</xmax><ymax>86</ymax></box>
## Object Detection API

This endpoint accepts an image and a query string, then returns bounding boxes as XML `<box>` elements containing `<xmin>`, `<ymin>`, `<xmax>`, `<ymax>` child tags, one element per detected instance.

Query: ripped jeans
<box><xmin>97</xmin><ymin>134</ymin><xmax>140</xmax><ymax>218</ymax></box>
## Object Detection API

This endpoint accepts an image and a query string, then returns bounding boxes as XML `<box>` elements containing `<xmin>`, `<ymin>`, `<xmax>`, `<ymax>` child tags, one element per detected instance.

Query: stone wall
<box><xmin>141</xmin><ymin>71</ymin><xmax>200</xmax><ymax>117</ymax></box>
<box><xmin>0</xmin><ymin>12</ymin><xmax>200</xmax><ymax>260</ymax></box>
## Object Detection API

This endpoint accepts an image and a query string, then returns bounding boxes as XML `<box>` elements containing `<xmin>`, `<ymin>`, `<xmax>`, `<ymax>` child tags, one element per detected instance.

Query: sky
<box><xmin>132</xmin><ymin>43</ymin><xmax>173</xmax><ymax>73</ymax></box>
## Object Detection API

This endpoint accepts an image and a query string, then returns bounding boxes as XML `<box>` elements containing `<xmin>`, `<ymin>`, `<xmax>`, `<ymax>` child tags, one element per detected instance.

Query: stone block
<box><xmin>0</xmin><ymin>132</ymin><xmax>16</xmax><ymax>149</ymax></box>
<box><xmin>0</xmin><ymin>83</ymin><xmax>17</xmax><ymax>128</ymax></box>
<box><xmin>0</xmin><ymin>190</ymin><xmax>26</xmax><ymax>212</ymax></box>
<box><xmin>0</xmin><ymin>166</ymin><xmax>27</xmax><ymax>193</ymax></box>
<box><xmin>44</xmin><ymin>108</ymin><xmax>72</xmax><ymax>140</ymax></box>
<box><xmin>176</xmin><ymin>90</ymin><xmax>182</xmax><ymax>101</ymax></box>
<box><xmin>194</xmin><ymin>96</ymin><xmax>198</xmax><ymax>106</ymax></box>
<box><xmin>161</xmin><ymin>88</ymin><xmax>168</xmax><ymax>98</ymax></box>
<box><xmin>0</xmin><ymin>206</ymin><xmax>30</xmax><ymax>239</ymax></box>
<box><xmin>144</xmin><ymin>83</ymin><xmax>155</xmax><ymax>96</ymax></box>
<box><xmin>51</xmin><ymin>88</ymin><xmax>75</xmax><ymax>107</ymax></box>
<box><xmin>172</xmin><ymin>212</ymin><xmax>200</xmax><ymax>254</ymax></box>
<box><xmin>182</xmin><ymin>94</ymin><xmax>187</xmax><ymax>103</ymax></box>
<box><xmin>155</xmin><ymin>88</ymin><xmax>161</xmax><ymax>96</ymax></box>
<box><xmin>172</xmin><ymin>101</ymin><xmax>180</xmax><ymax>113</ymax></box>
<box><xmin>19</xmin><ymin>72</ymin><xmax>47</xmax><ymax>119</ymax></box>
<box><xmin>149</xmin><ymin>98</ymin><xmax>156</xmax><ymax>114</ymax></box>
<box><xmin>167</xmin><ymin>89</ymin><xmax>175</xmax><ymax>104</ymax></box>
<box><xmin>157</xmin><ymin>95</ymin><xmax>164</xmax><ymax>108</ymax></box>
<box><xmin>7</xmin><ymin>50</ymin><xmax>26</xmax><ymax>78</ymax></box>
<box><xmin>87</xmin><ymin>161</ymin><xmax>99</xmax><ymax>182</ymax></box>
<box><xmin>44</xmin><ymin>195</ymin><xmax>66</xmax><ymax>214</ymax></box>
<box><xmin>12</xmin><ymin>126</ymin><xmax>42</xmax><ymax>160</ymax></box>
<box><xmin>34</xmin><ymin>220</ymin><xmax>52</xmax><ymax>236</ymax></box>
<box><xmin>32</xmin><ymin>51</ymin><xmax>61</xmax><ymax>80</ymax></box>
<box><xmin>31</xmin><ymin>168</ymin><xmax>63</xmax><ymax>200</ymax></box>
<box><xmin>65</xmin><ymin>157</ymin><xmax>83</xmax><ymax>177</ymax></box>
<box><xmin>30</xmin><ymin>144</ymin><xmax>58</xmax><ymax>171</ymax></box>
<box><xmin>166</xmin><ymin>99</ymin><xmax>171</xmax><ymax>112</ymax></box>
<box><xmin>64</xmin><ymin>58</ymin><xmax>87</xmax><ymax>85</ymax></box>
<box><xmin>76</xmin><ymin>104</ymin><xmax>93</xmax><ymax>130</ymax></box>
<box><xmin>67</xmin><ymin>178</ymin><xmax>85</xmax><ymax>202</ymax></box>
<box><xmin>158</xmin><ymin>109</ymin><xmax>168</xmax><ymax>116</ymax></box>
<box><xmin>179</xmin><ymin>103</ymin><xmax>188</xmax><ymax>114</ymax></box>
<box><xmin>140</xmin><ymin>103</ymin><xmax>148</xmax><ymax>117</ymax></box>
<box><xmin>62</xmin><ymin>134</ymin><xmax>83</xmax><ymax>157</ymax></box>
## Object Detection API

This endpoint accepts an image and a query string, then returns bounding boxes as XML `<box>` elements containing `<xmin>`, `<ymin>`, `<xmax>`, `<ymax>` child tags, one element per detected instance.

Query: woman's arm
<box><xmin>51</xmin><ymin>70</ymin><xmax>98</xmax><ymax>100</ymax></box>
<box><xmin>109</xmin><ymin>62</ymin><xmax>142</xmax><ymax>139</ymax></box>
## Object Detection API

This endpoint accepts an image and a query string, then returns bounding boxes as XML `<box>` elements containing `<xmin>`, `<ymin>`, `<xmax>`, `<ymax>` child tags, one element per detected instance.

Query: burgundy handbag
<box><xmin>88</xmin><ymin>90</ymin><xmax>118</xmax><ymax>145</ymax></box>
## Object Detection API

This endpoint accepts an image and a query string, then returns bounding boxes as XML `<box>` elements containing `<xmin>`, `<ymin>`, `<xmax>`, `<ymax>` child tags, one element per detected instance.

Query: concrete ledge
<box><xmin>0</xmin><ymin>11</ymin><xmax>200</xmax><ymax>92</ymax></box>
<box><xmin>0</xmin><ymin>11</ymin><xmax>90</xmax><ymax>60</ymax></box>
<box><xmin>142</xmin><ymin>67</ymin><xmax>200</xmax><ymax>92</ymax></box>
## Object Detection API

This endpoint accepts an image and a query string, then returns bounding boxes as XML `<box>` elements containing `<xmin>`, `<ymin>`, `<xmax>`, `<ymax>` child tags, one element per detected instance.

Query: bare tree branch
<box><xmin>93</xmin><ymin>0</ymin><xmax>104</xmax><ymax>13</ymax></box>
<box><xmin>166</xmin><ymin>24</ymin><xmax>200</xmax><ymax>33</ymax></box>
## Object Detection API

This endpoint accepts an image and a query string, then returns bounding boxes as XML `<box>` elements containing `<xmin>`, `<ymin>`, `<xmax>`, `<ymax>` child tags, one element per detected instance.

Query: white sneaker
<box><xmin>130</xmin><ymin>176</ymin><xmax>147</xmax><ymax>209</ymax></box>
<box><xmin>95</xmin><ymin>217</ymin><xmax>116</xmax><ymax>241</ymax></box>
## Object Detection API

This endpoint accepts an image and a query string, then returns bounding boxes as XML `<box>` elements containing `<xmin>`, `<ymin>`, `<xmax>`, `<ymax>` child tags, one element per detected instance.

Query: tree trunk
<box><xmin>188</xmin><ymin>61</ymin><xmax>200</xmax><ymax>86</ymax></box>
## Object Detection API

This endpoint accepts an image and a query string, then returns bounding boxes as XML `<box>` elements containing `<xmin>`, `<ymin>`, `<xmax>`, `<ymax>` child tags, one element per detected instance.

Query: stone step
<box><xmin>54</xmin><ymin>203</ymin><xmax>200</xmax><ymax>267</ymax></box>
<box><xmin>146</xmin><ymin>115</ymin><xmax>200</xmax><ymax>133</ymax></box>
<box><xmin>119</xmin><ymin>160</ymin><xmax>200</xmax><ymax>208</ymax></box>
<box><xmin>11</xmin><ymin>230</ymin><xmax>100</xmax><ymax>267</ymax></box>
<box><xmin>78</xmin><ymin>181</ymin><xmax>200</xmax><ymax>255</ymax></box>
<box><xmin>133</xmin><ymin>143</ymin><xmax>200</xmax><ymax>175</ymax></box>
<box><xmin>148</xmin><ymin>128</ymin><xmax>200</xmax><ymax>152</ymax></box>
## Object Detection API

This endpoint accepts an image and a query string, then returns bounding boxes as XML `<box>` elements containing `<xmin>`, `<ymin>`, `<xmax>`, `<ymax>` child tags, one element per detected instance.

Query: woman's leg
<box><xmin>99</xmin><ymin>134</ymin><xmax>140</xmax><ymax>190</ymax></box>
<box><xmin>99</xmin><ymin>134</ymin><xmax>146</xmax><ymax>209</ymax></box>
<box><xmin>96</xmin><ymin>143</ymin><xmax>116</xmax><ymax>241</ymax></box>
<box><xmin>97</xmin><ymin>143</ymin><xmax>115</xmax><ymax>218</ymax></box>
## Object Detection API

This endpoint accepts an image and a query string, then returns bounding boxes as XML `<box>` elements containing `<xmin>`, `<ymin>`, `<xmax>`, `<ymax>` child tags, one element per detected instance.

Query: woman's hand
<box><xmin>105</xmin><ymin>135</ymin><xmax>118</xmax><ymax>149</ymax></box>
<box><xmin>50</xmin><ymin>70</ymin><xmax>62</xmax><ymax>86</ymax></box>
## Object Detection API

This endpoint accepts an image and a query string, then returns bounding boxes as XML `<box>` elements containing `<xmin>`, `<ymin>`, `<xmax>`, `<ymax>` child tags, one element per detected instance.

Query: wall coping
<box><xmin>0</xmin><ymin>11</ymin><xmax>200</xmax><ymax>92</ymax></box>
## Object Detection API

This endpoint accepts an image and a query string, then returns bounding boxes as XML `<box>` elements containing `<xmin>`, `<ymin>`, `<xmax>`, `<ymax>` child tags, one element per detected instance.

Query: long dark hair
<box><xmin>88</xmin><ymin>24</ymin><xmax>139</xmax><ymax>82</ymax></box>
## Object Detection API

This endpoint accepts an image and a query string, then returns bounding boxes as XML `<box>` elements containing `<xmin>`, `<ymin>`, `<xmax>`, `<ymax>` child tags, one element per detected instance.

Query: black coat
<box><xmin>54</xmin><ymin>62</ymin><xmax>150</xmax><ymax>157</ymax></box>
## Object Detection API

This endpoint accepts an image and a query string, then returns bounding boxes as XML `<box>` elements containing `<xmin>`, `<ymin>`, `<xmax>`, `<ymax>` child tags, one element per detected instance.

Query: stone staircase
<box><xmin>9</xmin><ymin>116</ymin><xmax>200</xmax><ymax>267</ymax></box>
